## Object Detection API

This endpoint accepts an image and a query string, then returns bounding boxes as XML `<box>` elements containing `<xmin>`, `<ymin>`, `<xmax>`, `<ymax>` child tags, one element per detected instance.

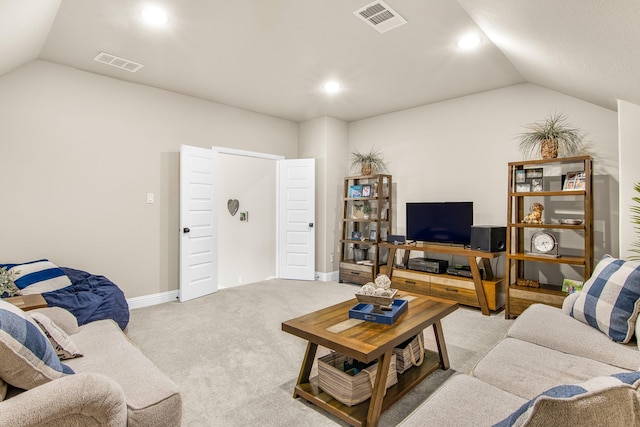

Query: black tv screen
<box><xmin>406</xmin><ymin>202</ymin><xmax>473</xmax><ymax>245</ymax></box>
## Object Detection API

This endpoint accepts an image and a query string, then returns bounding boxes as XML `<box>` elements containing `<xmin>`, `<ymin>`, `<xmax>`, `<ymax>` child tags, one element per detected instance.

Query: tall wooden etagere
<box><xmin>505</xmin><ymin>156</ymin><xmax>593</xmax><ymax>318</ymax></box>
<box><xmin>339</xmin><ymin>174</ymin><xmax>392</xmax><ymax>285</ymax></box>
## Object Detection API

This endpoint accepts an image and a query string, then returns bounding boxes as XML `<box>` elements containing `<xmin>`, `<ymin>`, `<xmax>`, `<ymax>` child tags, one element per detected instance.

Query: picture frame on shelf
<box><xmin>349</xmin><ymin>185</ymin><xmax>363</xmax><ymax>198</ymax></box>
<box><xmin>562</xmin><ymin>171</ymin><xmax>584</xmax><ymax>191</ymax></box>
<box><xmin>516</xmin><ymin>183</ymin><xmax>531</xmax><ymax>192</ymax></box>
<box><xmin>515</xmin><ymin>170</ymin><xmax>526</xmax><ymax>183</ymax></box>
<box><xmin>531</xmin><ymin>178</ymin><xmax>543</xmax><ymax>192</ymax></box>
<box><xmin>362</xmin><ymin>184</ymin><xmax>372</xmax><ymax>197</ymax></box>
<box><xmin>573</xmin><ymin>171</ymin><xmax>586</xmax><ymax>190</ymax></box>
<box><xmin>369</xmin><ymin>230</ymin><xmax>377</xmax><ymax>241</ymax></box>
<box><xmin>351</xmin><ymin>231</ymin><xmax>363</xmax><ymax>240</ymax></box>
<box><xmin>525</xmin><ymin>168</ymin><xmax>543</xmax><ymax>179</ymax></box>
<box><xmin>562</xmin><ymin>278</ymin><xmax>584</xmax><ymax>293</ymax></box>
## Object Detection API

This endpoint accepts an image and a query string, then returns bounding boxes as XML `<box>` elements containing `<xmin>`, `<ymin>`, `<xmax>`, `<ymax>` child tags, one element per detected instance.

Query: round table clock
<box><xmin>531</xmin><ymin>231</ymin><xmax>559</xmax><ymax>257</ymax></box>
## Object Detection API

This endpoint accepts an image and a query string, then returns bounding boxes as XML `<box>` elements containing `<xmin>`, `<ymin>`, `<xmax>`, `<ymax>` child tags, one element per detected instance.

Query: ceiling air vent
<box><xmin>93</xmin><ymin>52</ymin><xmax>144</xmax><ymax>73</ymax></box>
<box><xmin>354</xmin><ymin>1</ymin><xmax>407</xmax><ymax>33</ymax></box>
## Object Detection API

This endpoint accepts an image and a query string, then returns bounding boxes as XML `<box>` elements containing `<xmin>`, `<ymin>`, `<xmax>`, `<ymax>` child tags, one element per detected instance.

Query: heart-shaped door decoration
<box><xmin>227</xmin><ymin>199</ymin><xmax>239</xmax><ymax>216</ymax></box>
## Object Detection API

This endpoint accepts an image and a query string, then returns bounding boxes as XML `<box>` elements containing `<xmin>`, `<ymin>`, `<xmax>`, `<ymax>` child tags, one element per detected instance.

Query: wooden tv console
<box><xmin>379</xmin><ymin>242</ymin><xmax>505</xmax><ymax>316</ymax></box>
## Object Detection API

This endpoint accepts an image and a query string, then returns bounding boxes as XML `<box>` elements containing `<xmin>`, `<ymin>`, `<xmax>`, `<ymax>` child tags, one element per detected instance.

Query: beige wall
<box><xmin>298</xmin><ymin>117</ymin><xmax>348</xmax><ymax>276</ymax></box>
<box><xmin>0</xmin><ymin>60</ymin><xmax>297</xmax><ymax>298</ymax></box>
<box><xmin>1</xmin><ymin>60</ymin><xmax>625</xmax><ymax>297</ymax></box>
<box><xmin>348</xmin><ymin>83</ymin><xmax>619</xmax><ymax>278</ymax></box>
<box><xmin>618</xmin><ymin>100</ymin><xmax>640</xmax><ymax>259</ymax></box>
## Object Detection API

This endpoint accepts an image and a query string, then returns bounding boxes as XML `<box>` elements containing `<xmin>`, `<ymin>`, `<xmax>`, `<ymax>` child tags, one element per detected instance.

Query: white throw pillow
<box><xmin>30</xmin><ymin>312</ymin><xmax>82</xmax><ymax>360</ymax></box>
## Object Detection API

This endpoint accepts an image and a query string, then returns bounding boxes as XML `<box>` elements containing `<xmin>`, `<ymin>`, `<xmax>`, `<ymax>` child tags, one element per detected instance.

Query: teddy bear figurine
<box><xmin>522</xmin><ymin>202</ymin><xmax>544</xmax><ymax>224</ymax></box>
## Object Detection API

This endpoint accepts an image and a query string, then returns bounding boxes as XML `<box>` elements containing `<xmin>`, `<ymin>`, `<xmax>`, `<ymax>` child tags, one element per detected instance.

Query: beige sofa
<box><xmin>0</xmin><ymin>306</ymin><xmax>182</xmax><ymax>426</ymax></box>
<box><xmin>400</xmin><ymin>294</ymin><xmax>640</xmax><ymax>426</ymax></box>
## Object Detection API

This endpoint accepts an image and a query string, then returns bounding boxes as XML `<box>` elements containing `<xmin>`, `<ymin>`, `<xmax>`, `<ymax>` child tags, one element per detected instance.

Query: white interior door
<box><xmin>179</xmin><ymin>145</ymin><xmax>218</xmax><ymax>302</ymax></box>
<box><xmin>278</xmin><ymin>159</ymin><xmax>315</xmax><ymax>280</ymax></box>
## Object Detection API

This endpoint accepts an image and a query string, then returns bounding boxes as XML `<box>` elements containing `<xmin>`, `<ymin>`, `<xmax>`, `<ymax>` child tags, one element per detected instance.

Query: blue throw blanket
<box><xmin>42</xmin><ymin>267</ymin><xmax>129</xmax><ymax>330</ymax></box>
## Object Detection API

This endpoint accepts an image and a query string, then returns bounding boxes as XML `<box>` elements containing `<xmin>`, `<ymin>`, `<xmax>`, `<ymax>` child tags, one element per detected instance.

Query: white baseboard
<box><xmin>316</xmin><ymin>270</ymin><xmax>339</xmax><ymax>282</ymax></box>
<box><xmin>127</xmin><ymin>290</ymin><xmax>179</xmax><ymax>310</ymax></box>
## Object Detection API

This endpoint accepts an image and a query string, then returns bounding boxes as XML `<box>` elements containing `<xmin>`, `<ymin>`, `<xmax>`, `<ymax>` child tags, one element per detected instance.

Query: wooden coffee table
<box><xmin>282</xmin><ymin>292</ymin><xmax>458</xmax><ymax>427</ymax></box>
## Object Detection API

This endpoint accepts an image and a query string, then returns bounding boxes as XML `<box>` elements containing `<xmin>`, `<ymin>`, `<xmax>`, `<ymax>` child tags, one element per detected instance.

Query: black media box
<box><xmin>407</xmin><ymin>257</ymin><xmax>448</xmax><ymax>274</ymax></box>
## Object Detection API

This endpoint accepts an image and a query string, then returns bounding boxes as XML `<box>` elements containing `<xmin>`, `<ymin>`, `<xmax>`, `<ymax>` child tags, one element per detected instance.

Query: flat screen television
<box><xmin>406</xmin><ymin>202</ymin><xmax>473</xmax><ymax>245</ymax></box>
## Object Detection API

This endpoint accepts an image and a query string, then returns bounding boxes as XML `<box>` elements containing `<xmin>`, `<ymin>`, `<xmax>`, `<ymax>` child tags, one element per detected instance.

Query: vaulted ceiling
<box><xmin>2</xmin><ymin>0</ymin><xmax>639</xmax><ymax>122</ymax></box>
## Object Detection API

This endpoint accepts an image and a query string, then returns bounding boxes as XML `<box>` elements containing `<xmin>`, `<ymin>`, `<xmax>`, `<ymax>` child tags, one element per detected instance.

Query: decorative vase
<box><xmin>540</xmin><ymin>139</ymin><xmax>558</xmax><ymax>159</ymax></box>
<box><xmin>354</xmin><ymin>248</ymin><xmax>367</xmax><ymax>261</ymax></box>
<box><xmin>361</xmin><ymin>163</ymin><xmax>372</xmax><ymax>176</ymax></box>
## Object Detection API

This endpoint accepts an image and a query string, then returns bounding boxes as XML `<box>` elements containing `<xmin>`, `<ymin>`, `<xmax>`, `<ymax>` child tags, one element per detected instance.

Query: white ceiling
<box><xmin>2</xmin><ymin>0</ymin><xmax>639</xmax><ymax>122</ymax></box>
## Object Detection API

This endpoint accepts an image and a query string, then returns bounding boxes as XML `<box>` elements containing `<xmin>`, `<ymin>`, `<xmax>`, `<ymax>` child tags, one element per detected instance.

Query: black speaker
<box><xmin>470</xmin><ymin>226</ymin><xmax>506</xmax><ymax>252</ymax></box>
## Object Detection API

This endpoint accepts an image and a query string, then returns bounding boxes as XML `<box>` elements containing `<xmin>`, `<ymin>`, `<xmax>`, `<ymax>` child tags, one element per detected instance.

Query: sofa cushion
<box><xmin>1</xmin><ymin>259</ymin><xmax>71</xmax><ymax>295</ymax></box>
<box><xmin>65</xmin><ymin>319</ymin><xmax>181</xmax><ymax>426</ymax></box>
<box><xmin>472</xmin><ymin>338</ymin><xmax>629</xmax><ymax>400</ymax></box>
<box><xmin>398</xmin><ymin>374</ymin><xmax>527</xmax><ymax>427</ymax></box>
<box><xmin>30</xmin><ymin>312</ymin><xmax>83</xmax><ymax>360</ymax></box>
<box><xmin>509</xmin><ymin>303</ymin><xmax>640</xmax><ymax>370</ymax></box>
<box><xmin>570</xmin><ymin>255</ymin><xmax>640</xmax><ymax>343</ymax></box>
<box><xmin>0</xmin><ymin>300</ymin><xmax>74</xmax><ymax>390</ymax></box>
<box><xmin>494</xmin><ymin>371</ymin><xmax>640</xmax><ymax>427</ymax></box>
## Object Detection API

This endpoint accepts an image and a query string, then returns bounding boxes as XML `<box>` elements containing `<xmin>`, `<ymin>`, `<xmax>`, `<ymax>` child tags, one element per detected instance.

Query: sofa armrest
<box><xmin>561</xmin><ymin>292</ymin><xmax>580</xmax><ymax>314</ymax></box>
<box><xmin>31</xmin><ymin>307</ymin><xmax>79</xmax><ymax>335</ymax></box>
<box><xmin>0</xmin><ymin>373</ymin><xmax>127</xmax><ymax>427</ymax></box>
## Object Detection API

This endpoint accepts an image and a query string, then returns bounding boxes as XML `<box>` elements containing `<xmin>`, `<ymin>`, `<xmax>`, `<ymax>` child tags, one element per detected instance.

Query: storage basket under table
<box><xmin>392</xmin><ymin>332</ymin><xmax>425</xmax><ymax>374</ymax></box>
<box><xmin>317</xmin><ymin>351</ymin><xmax>398</xmax><ymax>406</ymax></box>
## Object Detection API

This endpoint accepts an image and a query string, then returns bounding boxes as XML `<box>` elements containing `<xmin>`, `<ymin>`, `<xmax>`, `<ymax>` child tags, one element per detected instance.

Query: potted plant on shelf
<box><xmin>350</xmin><ymin>148</ymin><xmax>387</xmax><ymax>175</ymax></box>
<box><xmin>363</xmin><ymin>203</ymin><xmax>372</xmax><ymax>219</ymax></box>
<box><xmin>518</xmin><ymin>112</ymin><xmax>584</xmax><ymax>159</ymax></box>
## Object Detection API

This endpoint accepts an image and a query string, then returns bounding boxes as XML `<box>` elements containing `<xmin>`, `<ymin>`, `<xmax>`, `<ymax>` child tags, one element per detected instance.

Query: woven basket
<box><xmin>317</xmin><ymin>352</ymin><xmax>398</xmax><ymax>406</ymax></box>
<box><xmin>392</xmin><ymin>332</ymin><xmax>425</xmax><ymax>374</ymax></box>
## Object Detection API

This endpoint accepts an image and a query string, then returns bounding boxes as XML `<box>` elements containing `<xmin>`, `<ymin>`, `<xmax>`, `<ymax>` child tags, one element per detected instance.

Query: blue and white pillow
<box><xmin>1</xmin><ymin>259</ymin><xmax>71</xmax><ymax>295</ymax></box>
<box><xmin>0</xmin><ymin>299</ymin><xmax>74</xmax><ymax>389</ymax></box>
<box><xmin>494</xmin><ymin>371</ymin><xmax>640</xmax><ymax>427</ymax></box>
<box><xmin>570</xmin><ymin>255</ymin><xmax>640</xmax><ymax>343</ymax></box>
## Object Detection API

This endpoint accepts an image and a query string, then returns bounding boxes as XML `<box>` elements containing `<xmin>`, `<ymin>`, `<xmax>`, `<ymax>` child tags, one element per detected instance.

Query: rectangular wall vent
<box><xmin>354</xmin><ymin>1</ymin><xmax>407</xmax><ymax>33</ymax></box>
<box><xmin>93</xmin><ymin>52</ymin><xmax>144</xmax><ymax>73</ymax></box>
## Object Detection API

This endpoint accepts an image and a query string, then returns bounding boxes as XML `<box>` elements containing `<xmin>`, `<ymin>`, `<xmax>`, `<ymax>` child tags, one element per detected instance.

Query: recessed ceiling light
<box><xmin>457</xmin><ymin>34</ymin><xmax>481</xmax><ymax>49</ymax></box>
<box><xmin>323</xmin><ymin>81</ymin><xmax>341</xmax><ymax>94</ymax></box>
<box><xmin>141</xmin><ymin>5</ymin><xmax>168</xmax><ymax>26</ymax></box>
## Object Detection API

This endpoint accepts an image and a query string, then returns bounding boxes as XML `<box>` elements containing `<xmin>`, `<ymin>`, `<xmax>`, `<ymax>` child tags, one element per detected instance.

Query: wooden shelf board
<box><xmin>509</xmin><ymin>284</ymin><xmax>566</xmax><ymax>296</ymax></box>
<box><xmin>507</xmin><ymin>253</ymin><xmax>585</xmax><ymax>265</ymax></box>
<box><xmin>344</xmin><ymin>197</ymin><xmax>390</xmax><ymax>201</ymax></box>
<box><xmin>342</xmin><ymin>219</ymin><xmax>389</xmax><ymax>223</ymax></box>
<box><xmin>508</xmin><ymin>156</ymin><xmax>592</xmax><ymax>167</ymax></box>
<box><xmin>508</xmin><ymin>223</ymin><xmax>585</xmax><ymax>230</ymax></box>
<box><xmin>509</xmin><ymin>190</ymin><xmax>584</xmax><ymax>197</ymax></box>
<box><xmin>340</xmin><ymin>239</ymin><xmax>379</xmax><ymax>245</ymax></box>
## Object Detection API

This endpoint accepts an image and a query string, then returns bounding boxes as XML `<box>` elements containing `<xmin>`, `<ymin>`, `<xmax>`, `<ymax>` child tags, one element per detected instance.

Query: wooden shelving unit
<box><xmin>505</xmin><ymin>156</ymin><xmax>594</xmax><ymax>318</ymax></box>
<box><xmin>339</xmin><ymin>174</ymin><xmax>392</xmax><ymax>285</ymax></box>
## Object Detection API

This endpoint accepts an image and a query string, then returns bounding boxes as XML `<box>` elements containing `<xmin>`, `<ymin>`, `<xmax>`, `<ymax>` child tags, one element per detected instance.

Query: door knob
<box><xmin>309</xmin><ymin>223</ymin><xmax>314</xmax><ymax>228</ymax></box>
<box><xmin>183</xmin><ymin>227</ymin><xmax>190</xmax><ymax>233</ymax></box>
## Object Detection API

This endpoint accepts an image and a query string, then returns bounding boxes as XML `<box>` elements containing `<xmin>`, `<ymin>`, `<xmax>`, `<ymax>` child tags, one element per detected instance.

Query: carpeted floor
<box><xmin>126</xmin><ymin>279</ymin><xmax>514</xmax><ymax>426</ymax></box>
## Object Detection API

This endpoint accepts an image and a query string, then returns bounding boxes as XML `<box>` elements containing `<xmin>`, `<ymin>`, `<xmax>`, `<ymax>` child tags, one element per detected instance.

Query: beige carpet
<box><xmin>126</xmin><ymin>279</ymin><xmax>514</xmax><ymax>426</ymax></box>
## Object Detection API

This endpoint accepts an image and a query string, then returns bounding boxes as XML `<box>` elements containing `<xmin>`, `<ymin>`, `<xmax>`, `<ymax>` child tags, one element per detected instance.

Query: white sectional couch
<box><xmin>400</xmin><ymin>294</ymin><xmax>640</xmax><ymax>426</ymax></box>
<box><xmin>0</xmin><ymin>304</ymin><xmax>182</xmax><ymax>426</ymax></box>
